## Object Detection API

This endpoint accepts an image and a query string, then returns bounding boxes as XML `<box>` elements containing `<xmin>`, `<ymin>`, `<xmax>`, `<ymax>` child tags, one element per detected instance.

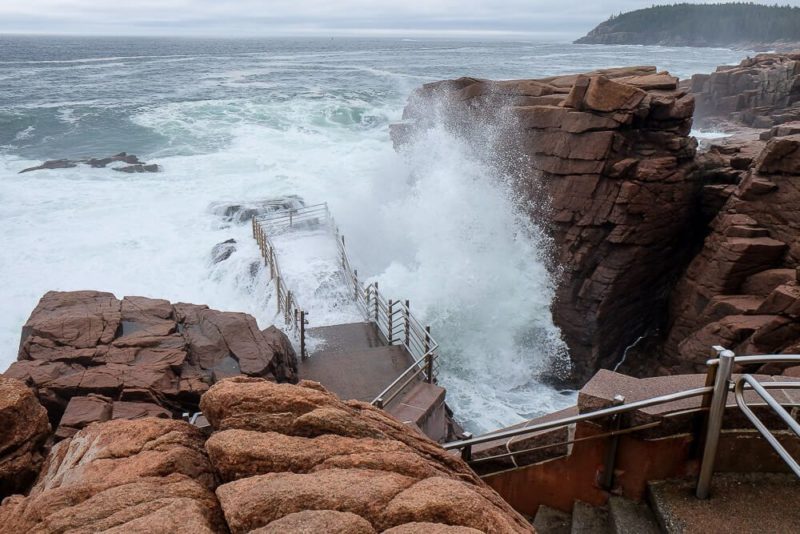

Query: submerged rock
<box><xmin>18</xmin><ymin>159</ymin><xmax>78</xmax><ymax>173</ymax></box>
<box><xmin>211</xmin><ymin>238</ymin><xmax>237</xmax><ymax>263</ymax></box>
<box><xmin>208</xmin><ymin>196</ymin><xmax>305</xmax><ymax>225</ymax></box>
<box><xmin>114</xmin><ymin>163</ymin><xmax>161</xmax><ymax>173</ymax></box>
<box><xmin>18</xmin><ymin>152</ymin><xmax>160</xmax><ymax>174</ymax></box>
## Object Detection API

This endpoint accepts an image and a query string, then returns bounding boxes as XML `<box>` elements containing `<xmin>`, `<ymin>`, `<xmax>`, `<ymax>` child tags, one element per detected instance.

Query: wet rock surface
<box><xmin>0</xmin><ymin>418</ymin><xmax>225</xmax><ymax>533</ymax></box>
<box><xmin>0</xmin><ymin>377</ymin><xmax>51</xmax><ymax>499</ymax></box>
<box><xmin>19</xmin><ymin>152</ymin><xmax>161</xmax><ymax>174</ymax></box>
<box><xmin>208</xmin><ymin>196</ymin><xmax>305</xmax><ymax>225</ymax></box>
<box><xmin>0</xmin><ymin>377</ymin><xmax>531</xmax><ymax>533</ymax></box>
<box><xmin>395</xmin><ymin>67</ymin><xmax>700</xmax><ymax>383</ymax></box>
<box><xmin>4</xmin><ymin>291</ymin><xmax>298</xmax><ymax>425</ymax></box>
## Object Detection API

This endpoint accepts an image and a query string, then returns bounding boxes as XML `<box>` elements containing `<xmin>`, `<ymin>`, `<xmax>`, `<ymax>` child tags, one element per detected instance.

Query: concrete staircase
<box><xmin>533</xmin><ymin>472</ymin><xmax>800</xmax><ymax>533</ymax></box>
<box><xmin>533</xmin><ymin>497</ymin><xmax>659</xmax><ymax>534</ymax></box>
<box><xmin>299</xmin><ymin>322</ymin><xmax>448</xmax><ymax>441</ymax></box>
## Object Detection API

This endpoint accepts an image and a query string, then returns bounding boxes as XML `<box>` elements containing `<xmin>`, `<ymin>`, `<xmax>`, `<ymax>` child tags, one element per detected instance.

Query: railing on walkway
<box><xmin>252</xmin><ymin>203</ymin><xmax>440</xmax><ymax>408</ymax></box>
<box><xmin>442</xmin><ymin>347</ymin><xmax>800</xmax><ymax>498</ymax></box>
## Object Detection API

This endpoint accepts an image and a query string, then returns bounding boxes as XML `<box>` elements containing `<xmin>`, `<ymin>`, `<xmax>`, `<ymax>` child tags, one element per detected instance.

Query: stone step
<box><xmin>571</xmin><ymin>500</ymin><xmax>611</xmax><ymax>534</ymax></box>
<box><xmin>648</xmin><ymin>474</ymin><xmax>800</xmax><ymax>533</ymax></box>
<box><xmin>532</xmin><ymin>505</ymin><xmax>572</xmax><ymax>534</ymax></box>
<box><xmin>297</xmin><ymin>344</ymin><xmax>413</xmax><ymax>403</ymax></box>
<box><xmin>307</xmin><ymin>322</ymin><xmax>385</xmax><ymax>354</ymax></box>
<box><xmin>608</xmin><ymin>496</ymin><xmax>660</xmax><ymax>534</ymax></box>
<box><xmin>387</xmin><ymin>381</ymin><xmax>447</xmax><ymax>442</ymax></box>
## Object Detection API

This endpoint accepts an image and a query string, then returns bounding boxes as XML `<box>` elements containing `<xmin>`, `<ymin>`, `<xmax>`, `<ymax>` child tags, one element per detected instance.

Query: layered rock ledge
<box><xmin>393</xmin><ymin>67</ymin><xmax>699</xmax><ymax>382</ymax></box>
<box><xmin>0</xmin><ymin>376</ymin><xmax>532</xmax><ymax>533</ymax></box>
<box><xmin>5</xmin><ymin>291</ymin><xmax>298</xmax><ymax>427</ymax></box>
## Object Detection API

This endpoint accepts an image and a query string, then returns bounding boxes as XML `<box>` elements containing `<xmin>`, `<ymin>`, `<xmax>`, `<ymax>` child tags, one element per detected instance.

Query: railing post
<box><xmin>375</xmin><ymin>397</ymin><xmax>384</xmax><ymax>409</ymax></box>
<box><xmin>424</xmin><ymin>326</ymin><xmax>433</xmax><ymax>383</ymax></box>
<box><xmin>696</xmin><ymin>346</ymin><xmax>735</xmax><ymax>499</ymax></box>
<box><xmin>388</xmin><ymin>300</ymin><xmax>394</xmax><ymax>344</ymax></box>
<box><xmin>425</xmin><ymin>352</ymin><xmax>434</xmax><ymax>384</ymax></box>
<box><xmin>601</xmin><ymin>394</ymin><xmax>625</xmax><ymax>491</ymax></box>
<box><xmin>404</xmin><ymin>300</ymin><xmax>410</xmax><ymax>347</ymax></box>
<box><xmin>461</xmin><ymin>432</ymin><xmax>473</xmax><ymax>462</ymax></box>
<box><xmin>424</xmin><ymin>326</ymin><xmax>431</xmax><ymax>353</ymax></box>
<box><xmin>275</xmin><ymin>277</ymin><xmax>282</xmax><ymax>313</ymax></box>
<box><xmin>374</xmin><ymin>282</ymin><xmax>379</xmax><ymax>321</ymax></box>
<box><xmin>300</xmin><ymin>310</ymin><xmax>307</xmax><ymax>360</ymax></box>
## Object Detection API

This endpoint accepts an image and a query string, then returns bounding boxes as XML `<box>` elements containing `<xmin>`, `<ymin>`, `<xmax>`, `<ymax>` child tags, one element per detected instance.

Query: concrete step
<box><xmin>608</xmin><ymin>496</ymin><xmax>660</xmax><ymax>534</ymax></box>
<box><xmin>648</xmin><ymin>474</ymin><xmax>800</xmax><ymax>533</ymax></box>
<box><xmin>532</xmin><ymin>505</ymin><xmax>571</xmax><ymax>534</ymax></box>
<box><xmin>307</xmin><ymin>322</ymin><xmax>384</xmax><ymax>355</ymax></box>
<box><xmin>571</xmin><ymin>500</ymin><xmax>611</xmax><ymax>534</ymax></box>
<box><xmin>387</xmin><ymin>381</ymin><xmax>447</xmax><ymax>442</ymax></box>
<box><xmin>297</xmin><ymin>345</ymin><xmax>413</xmax><ymax>403</ymax></box>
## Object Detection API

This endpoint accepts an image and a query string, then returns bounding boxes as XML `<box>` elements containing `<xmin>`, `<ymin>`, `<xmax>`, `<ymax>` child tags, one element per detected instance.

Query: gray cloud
<box><xmin>0</xmin><ymin>1</ymin><xmax>798</xmax><ymax>38</ymax></box>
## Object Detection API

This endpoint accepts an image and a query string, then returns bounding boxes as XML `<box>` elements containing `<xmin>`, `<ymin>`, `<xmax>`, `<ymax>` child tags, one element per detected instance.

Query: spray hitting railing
<box><xmin>252</xmin><ymin>203</ymin><xmax>440</xmax><ymax>409</ymax></box>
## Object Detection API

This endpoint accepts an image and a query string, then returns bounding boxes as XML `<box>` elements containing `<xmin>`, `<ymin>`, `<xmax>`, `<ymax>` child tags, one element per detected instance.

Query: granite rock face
<box><xmin>202</xmin><ymin>377</ymin><xmax>533</xmax><ymax>533</ymax></box>
<box><xmin>691</xmin><ymin>53</ymin><xmax>800</xmax><ymax>128</ymax></box>
<box><xmin>663</xmin><ymin>134</ymin><xmax>800</xmax><ymax>372</ymax></box>
<box><xmin>0</xmin><ymin>377</ymin><xmax>51</xmax><ymax>499</ymax></box>
<box><xmin>4</xmin><ymin>291</ymin><xmax>298</xmax><ymax>425</ymax></box>
<box><xmin>0</xmin><ymin>378</ymin><xmax>531</xmax><ymax>533</ymax></box>
<box><xmin>0</xmin><ymin>418</ymin><xmax>225</xmax><ymax>533</ymax></box>
<box><xmin>394</xmin><ymin>68</ymin><xmax>699</xmax><ymax>382</ymax></box>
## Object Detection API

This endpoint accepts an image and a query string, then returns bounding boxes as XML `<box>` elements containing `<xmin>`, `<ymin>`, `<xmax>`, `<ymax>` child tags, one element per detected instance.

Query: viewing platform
<box><xmin>252</xmin><ymin>203</ymin><xmax>449</xmax><ymax>441</ymax></box>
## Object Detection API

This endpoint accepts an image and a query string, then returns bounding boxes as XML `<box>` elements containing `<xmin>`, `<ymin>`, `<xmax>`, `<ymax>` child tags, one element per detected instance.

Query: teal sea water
<box><xmin>0</xmin><ymin>36</ymin><xmax>745</xmax><ymax>432</ymax></box>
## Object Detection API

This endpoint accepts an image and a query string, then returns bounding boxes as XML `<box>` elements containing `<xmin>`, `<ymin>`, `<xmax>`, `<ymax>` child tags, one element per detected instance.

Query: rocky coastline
<box><xmin>2</xmin><ymin>51</ymin><xmax>800</xmax><ymax>532</ymax></box>
<box><xmin>392</xmin><ymin>52</ymin><xmax>800</xmax><ymax>384</ymax></box>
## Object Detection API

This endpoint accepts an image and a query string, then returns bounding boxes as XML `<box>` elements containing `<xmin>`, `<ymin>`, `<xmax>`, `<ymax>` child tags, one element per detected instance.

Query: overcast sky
<box><xmin>1</xmin><ymin>1</ymin><xmax>799</xmax><ymax>39</ymax></box>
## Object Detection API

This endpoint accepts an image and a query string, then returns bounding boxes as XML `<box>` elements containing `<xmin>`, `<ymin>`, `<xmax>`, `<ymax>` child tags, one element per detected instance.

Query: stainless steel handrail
<box><xmin>443</xmin><ymin>386</ymin><xmax>713</xmax><ymax>451</ymax></box>
<box><xmin>254</xmin><ymin>202</ymin><xmax>441</xmax><ymax>408</ymax></box>
<box><xmin>440</xmin><ymin>346</ymin><xmax>800</xmax><ymax>496</ymax></box>
<box><xmin>734</xmin><ymin>374</ymin><xmax>800</xmax><ymax>477</ymax></box>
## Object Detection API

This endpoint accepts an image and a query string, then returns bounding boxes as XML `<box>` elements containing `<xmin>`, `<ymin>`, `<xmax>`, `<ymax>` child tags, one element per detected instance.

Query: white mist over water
<box><xmin>0</xmin><ymin>37</ymin><xmax>748</xmax><ymax>433</ymax></box>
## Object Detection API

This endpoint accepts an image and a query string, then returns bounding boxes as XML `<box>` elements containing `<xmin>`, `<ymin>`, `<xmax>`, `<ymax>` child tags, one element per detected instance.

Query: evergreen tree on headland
<box><xmin>575</xmin><ymin>3</ymin><xmax>800</xmax><ymax>46</ymax></box>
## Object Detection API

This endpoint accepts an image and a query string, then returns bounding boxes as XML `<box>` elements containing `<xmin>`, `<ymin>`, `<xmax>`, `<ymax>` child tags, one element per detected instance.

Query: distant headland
<box><xmin>575</xmin><ymin>2</ymin><xmax>800</xmax><ymax>51</ymax></box>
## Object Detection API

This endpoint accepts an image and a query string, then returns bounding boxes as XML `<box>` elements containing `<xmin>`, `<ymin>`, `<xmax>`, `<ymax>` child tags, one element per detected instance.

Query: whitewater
<box><xmin>0</xmin><ymin>36</ymin><xmax>745</xmax><ymax>433</ymax></box>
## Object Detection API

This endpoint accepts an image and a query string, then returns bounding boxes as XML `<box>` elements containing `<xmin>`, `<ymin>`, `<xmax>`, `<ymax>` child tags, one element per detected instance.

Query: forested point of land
<box><xmin>576</xmin><ymin>3</ymin><xmax>800</xmax><ymax>47</ymax></box>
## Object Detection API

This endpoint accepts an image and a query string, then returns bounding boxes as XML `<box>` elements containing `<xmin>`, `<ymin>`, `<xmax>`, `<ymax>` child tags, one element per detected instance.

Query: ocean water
<box><xmin>0</xmin><ymin>36</ymin><xmax>745</xmax><ymax>433</ymax></box>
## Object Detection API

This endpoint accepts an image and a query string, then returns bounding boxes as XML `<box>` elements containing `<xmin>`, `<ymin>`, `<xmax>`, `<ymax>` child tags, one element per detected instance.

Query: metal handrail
<box><xmin>253</xmin><ymin>202</ymin><xmax>441</xmax><ymax>408</ymax></box>
<box><xmin>443</xmin><ymin>386</ymin><xmax>714</xmax><ymax>451</ymax></box>
<box><xmin>252</xmin><ymin>216</ymin><xmax>308</xmax><ymax>357</ymax></box>
<box><xmin>734</xmin><ymin>374</ymin><xmax>800</xmax><ymax>477</ymax></box>
<box><xmin>441</xmin><ymin>347</ymin><xmax>800</xmax><ymax>494</ymax></box>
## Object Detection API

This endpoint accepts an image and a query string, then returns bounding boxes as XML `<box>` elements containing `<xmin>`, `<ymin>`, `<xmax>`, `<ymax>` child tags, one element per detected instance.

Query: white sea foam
<box><xmin>0</xmin><ymin>39</ymin><xmax>748</xmax><ymax>433</ymax></box>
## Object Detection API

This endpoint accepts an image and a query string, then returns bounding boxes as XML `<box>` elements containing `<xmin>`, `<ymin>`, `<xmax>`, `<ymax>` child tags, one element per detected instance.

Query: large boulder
<box><xmin>201</xmin><ymin>377</ymin><xmax>533</xmax><ymax>533</ymax></box>
<box><xmin>0</xmin><ymin>377</ymin><xmax>51</xmax><ymax>499</ymax></box>
<box><xmin>0</xmin><ymin>418</ymin><xmax>225</xmax><ymax>533</ymax></box>
<box><xmin>4</xmin><ymin>291</ymin><xmax>298</xmax><ymax>426</ymax></box>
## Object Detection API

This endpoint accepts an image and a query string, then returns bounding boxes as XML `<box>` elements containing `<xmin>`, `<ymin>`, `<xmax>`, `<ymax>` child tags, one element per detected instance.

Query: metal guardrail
<box><xmin>734</xmin><ymin>374</ymin><xmax>800</xmax><ymax>478</ymax></box>
<box><xmin>252</xmin><ymin>203</ymin><xmax>440</xmax><ymax>408</ymax></box>
<box><xmin>443</xmin><ymin>346</ymin><xmax>800</xmax><ymax>497</ymax></box>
